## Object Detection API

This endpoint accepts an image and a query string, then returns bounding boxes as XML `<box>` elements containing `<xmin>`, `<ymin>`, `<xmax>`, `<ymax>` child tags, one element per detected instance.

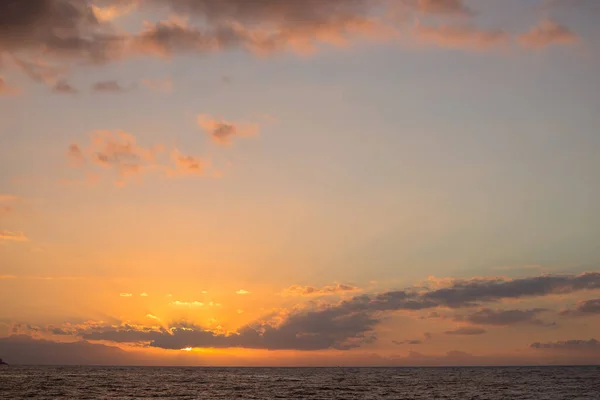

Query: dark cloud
<box><xmin>82</xmin><ymin>306</ymin><xmax>380</xmax><ymax>351</ymax></box>
<box><xmin>50</xmin><ymin>327</ymin><xmax>73</xmax><ymax>335</ymax></box>
<box><xmin>0</xmin><ymin>335</ymin><xmax>131</xmax><ymax>365</ymax></box>
<box><xmin>0</xmin><ymin>0</ymin><xmax>121</xmax><ymax>62</ymax></box>
<box><xmin>53</xmin><ymin>79</ymin><xmax>78</xmax><ymax>94</ymax></box>
<box><xmin>458</xmin><ymin>308</ymin><xmax>552</xmax><ymax>326</ymax></box>
<box><xmin>421</xmin><ymin>272</ymin><xmax>600</xmax><ymax>308</ymax></box>
<box><xmin>560</xmin><ymin>299</ymin><xmax>600</xmax><ymax>317</ymax></box>
<box><xmin>392</xmin><ymin>339</ymin><xmax>422</xmax><ymax>345</ymax></box>
<box><xmin>445</xmin><ymin>327</ymin><xmax>487</xmax><ymax>335</ymax></box>
<box><xmin>531</xmin><ymin>338</ymin><xmax>600</xmax><ymax>351</ymax></box>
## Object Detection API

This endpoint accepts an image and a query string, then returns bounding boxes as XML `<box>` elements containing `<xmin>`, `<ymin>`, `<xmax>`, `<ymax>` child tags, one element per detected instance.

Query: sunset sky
<box><xmin>1</xmin><ymin>0</ymin><xmax>600</xmax><ymax>366</ymax></box>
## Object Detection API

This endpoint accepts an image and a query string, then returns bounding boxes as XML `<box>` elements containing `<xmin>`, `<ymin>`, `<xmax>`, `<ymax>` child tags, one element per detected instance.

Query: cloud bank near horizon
<box><xmin>11</xmin><ymin>271</ymin><xmax>597</xmax><ymax>352</ymax></box>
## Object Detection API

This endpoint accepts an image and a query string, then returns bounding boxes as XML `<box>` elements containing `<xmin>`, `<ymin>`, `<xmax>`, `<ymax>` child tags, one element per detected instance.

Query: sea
<box><xmin>1</xmin><ymin>366</ymin><xmax>599</xmax><ymax>399</ymax></box>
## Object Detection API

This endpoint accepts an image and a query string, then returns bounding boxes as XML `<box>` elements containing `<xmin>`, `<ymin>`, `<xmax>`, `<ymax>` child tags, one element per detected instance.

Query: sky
<box><xmin>1</xmin><ymin>0</ymin><xmax>600</xmax><ymax>366</ymax></box>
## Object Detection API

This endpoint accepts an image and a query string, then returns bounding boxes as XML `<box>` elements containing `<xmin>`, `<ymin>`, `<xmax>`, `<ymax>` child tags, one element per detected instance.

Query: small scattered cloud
<box><xmin>67</xmin><ymin>144</ymin><xmax>85</xmax><ymax>167</ymax></box>
<box><xmin>0</xmin><ymin>275</ymin><xmax>17</xmax><ymax>280</ymax></box>
<box><xmin>444</xmin><ymin>327</ymin><xmax>487</xmax><ymax>335</ymax></box>
<box><xmin>66</xmin><ymin>130</ymin><xmax>212</xmax><ymax>186</ymax></box>
<box><xmin>0</xmin><ymin>231</ymin><xmax>28</xmax><ymax>242</ymax></box>
<box><xmin>92</xmin><ymin>81</ymin><xmax>132</xmax><ymax>93</ymax></box>
<box><xmin>518</xmin><ymin>20</ymin><xmax>578</xmax><ymax>49</ymax></box>
<box><xmin>146</xmin><ymin>314</ymin><xmax>160</xmax><ymax>321</ymax></box>
<box><xmin>197</xmin><ymin>114</ymin><xmax>259</xmax><ymax>145</ymax></box>
<box><xmin>283</xmin><ymin>283</ymin><xmax>362</xmax><ymax>297</ymax></box>
<box><xmin>393</xmin><ymin>339</ymin><xmax>422</xmax><ymax>345</ymax></box>
<box><xmin>236</xmin><ymin>289</ymin><xmax>250</xmax><ymax>295</ymax></box>
<box><xmin>119</xmin><ymin>293</ymin><xmax>133</xmax><ymax>297</ymax></box>
<box><xmin>168</xmin><ymin>149</ymin><xmax>207</xmax><ymax>177</ymax></box>
<box><xmin>140</xmin><ymin>293</ymin><xmax>148</xmax><ymax>297</ymax></box>
<box><xmin>170</xmin><ymin>301</ymin><xmax>204</xmax><ymax>307</ymax></box>
<box><xmin>53</xmin><ymin>80</ymin><xmax>78</xmax><ymax>95</ymax></box>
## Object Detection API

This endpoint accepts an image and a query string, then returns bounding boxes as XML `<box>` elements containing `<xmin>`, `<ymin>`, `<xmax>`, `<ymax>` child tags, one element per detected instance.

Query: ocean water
<box><xmin>0</xmin><ymin>366</ymin><xmax>599</xmax><ymax>399</ymax></box>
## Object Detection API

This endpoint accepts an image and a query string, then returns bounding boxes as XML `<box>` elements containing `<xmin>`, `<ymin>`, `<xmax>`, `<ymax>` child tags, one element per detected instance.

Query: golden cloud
<box><xmin>66</xmin><ymin>130</ymin><xmax>209</xmax><ymax>186</ymax></box>
<box><xmin>0</xmin><ymin>230</ymin><xmax>28</xmax><ymax>242</ymax></box>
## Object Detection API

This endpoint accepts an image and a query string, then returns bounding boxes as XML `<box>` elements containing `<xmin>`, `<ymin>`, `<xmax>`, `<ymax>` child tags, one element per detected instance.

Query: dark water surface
<box><xmin>1</xmin><ymin>366</ymin><xmax>599</xmax><ymax>399</ymax></box>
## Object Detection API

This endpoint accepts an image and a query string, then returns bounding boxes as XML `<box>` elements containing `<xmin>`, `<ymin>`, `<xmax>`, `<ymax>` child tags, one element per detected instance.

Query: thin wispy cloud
<box><xmin>0</xmin><ymin>77</ymin><xmax>19</xmax><ymax>96</ymax></box>
<box><xmin>92</xmin><ymin>81</ymin><xmax>131</xmax><ymax>93</ymax></box>
<box><xmin>0</xmin><ymin>195</ymin><xmax>20</xmax><ymax>217</ymax></box>
<box><xmin>283</xmin><ymin>283</ymin><xmax>362</xmax><ymax>297</ymax></box>
<box><xmin>518</xmin><ymin>20</ymin><xmax>579</xmax><ymax>49</ymax></box>
<box><xmin>444</xmin><ymin>327</ymin><xmax>487</xmax><ymax>335</ymax></box>
<box><xmin>413</xmin><ymin>23</ymin><xmax>509</xmax><ymax>50</ymax></box>
<box><xmin>0</xmin><ymin>231</ymin><xmax>28</xmax><ymax>242</ymax></box>
<box><xmin>141</xmin><ymin>78</ymin><xmax>173</xmax><ymax>92</ymax></box>
<box><xmin>170</xmin><ymin>301</ymin><xmax>204</xmax><ymax>307</ymax></box>
<box><xmin>456</xmin><ymin>308</ymin><xmax>553</xmax><ymax>326</ymax></box>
